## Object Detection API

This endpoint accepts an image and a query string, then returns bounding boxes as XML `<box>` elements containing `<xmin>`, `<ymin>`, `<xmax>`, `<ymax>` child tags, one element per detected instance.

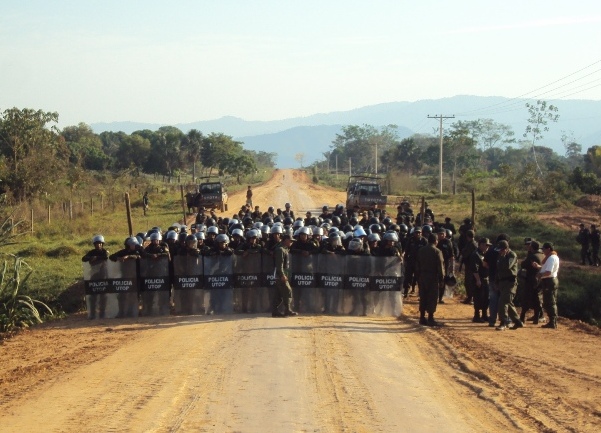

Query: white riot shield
<box><xmin>343</xmin><ymin>255</ymin><xmax>373</xmax><ymax>316</ymax></box>
<box><xmin>172</xmin><ymin>255</ymin><xmax>204</xmax><ymax>315</ymax></box>
<box><xmin>139</xmin><ymin>256</ymin><xmax>171</xmax><ymax>316</ymax></box>
<box><xmin>260</xmin><ymin>251</ymin><xmax>277</xmax><ymax>313</ymax></box>
<box><xmin>83</xmin><ymin>260</ymin><xmax>139</xmax><ymax>319</ymax></box>
<box><xmin>290</xmin><ymin>253</ymin><xmax>322</xmax><ymax>313</ymax></box>
<box><xmin>203</xmin><ymin>255</ymin><xmax>234</xmax><ymax>314</ymax></box>
<box><xmin>370</xmin><ymin>256</ymin><xmax>404</xmax><ymax>317</ymax></box>
<box><xmin>317</xmin><ymin>253</ymin><xmax>346</xmax><ymax>314</ymax></box>
<box><xmin>233</xmin><ymin>252</ymin><xmax>262</xmax><ymax>313</ymax></box>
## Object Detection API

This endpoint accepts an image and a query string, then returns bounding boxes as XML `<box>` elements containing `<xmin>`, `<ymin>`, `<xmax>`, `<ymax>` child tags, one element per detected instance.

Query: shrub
<box><xmin>0</xmin><ymin>254</ymin><xmax>53</xmax><ymax>334</ymax></box>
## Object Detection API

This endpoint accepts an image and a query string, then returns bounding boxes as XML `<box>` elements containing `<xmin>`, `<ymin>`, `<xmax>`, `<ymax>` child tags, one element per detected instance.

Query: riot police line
<box><xmin>83</xmin><ymin>252</ymin><xmax>404</xmax><ymax>319</ymax></box>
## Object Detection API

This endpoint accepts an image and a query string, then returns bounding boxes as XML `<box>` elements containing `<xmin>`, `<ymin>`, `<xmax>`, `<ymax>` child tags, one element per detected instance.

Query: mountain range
<box><xmin>91</xmin><ymin>95</ymin><xmax>601</xmax><ymax>168</ymax></box>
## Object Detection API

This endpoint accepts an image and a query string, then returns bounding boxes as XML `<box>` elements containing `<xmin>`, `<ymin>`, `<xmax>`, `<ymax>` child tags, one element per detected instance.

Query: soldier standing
<box><xmin>415</xmin><ymin>234</ymin><xmax>445</xmax><ymax>326</ymax></box>
<box><xmin>468</xmin><ymin>238</ymin><xmax>492</xmax><ymax>323</ymax></box>
<box><xmin>576</xmin><ymin>223</ymin><xmax>592</xmax><ymax>265</ymax></box>
<box><xmin>495</xmin><ymin>240</ymin><xmax>524</xmax><ymax>331</ymax></box>
<box><xmin>533</xmin><ymin>242</ymin><xmax>560</xmax><ymax>329</ymax></box>
<box><xmin>591</xmin><ymin>224</ymin><xmax>600</xmax><ymax>267</ymax></box>
<box><xmin>272</xmin><ymin>234</ymin><xmax>298</xmax><ymax>317</ymax></box>
<box><xmin>519</xmin><ymin>240</ymin><xmax>545</xmax><ymax>324</ymax></box>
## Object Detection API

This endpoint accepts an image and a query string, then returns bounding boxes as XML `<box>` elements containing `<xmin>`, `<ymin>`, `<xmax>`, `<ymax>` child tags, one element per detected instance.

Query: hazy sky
<box><xmin>2</xmin><ymin>1</ymin><xmax>601</xmax><ymax>127</ymax></box>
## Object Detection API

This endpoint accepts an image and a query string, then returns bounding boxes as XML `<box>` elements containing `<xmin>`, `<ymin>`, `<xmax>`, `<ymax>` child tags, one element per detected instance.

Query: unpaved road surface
<box><xmin>1</xmin><ymin>169</ymin><xmax>601</xmax><ymax>432</ymax></box>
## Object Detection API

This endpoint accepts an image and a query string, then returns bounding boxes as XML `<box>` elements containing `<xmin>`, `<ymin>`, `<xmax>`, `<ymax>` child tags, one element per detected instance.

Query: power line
<box><xmin>455</xmin><ymin>58</ymin><xmax>601</xmax><ymax>117</ymax></box>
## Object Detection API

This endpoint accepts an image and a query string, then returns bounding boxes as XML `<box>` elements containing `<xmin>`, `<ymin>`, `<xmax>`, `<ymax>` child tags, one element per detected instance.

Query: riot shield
<box><xmin>260</xmin><ymin>251</ymin><xmax>278</xmax><ymax>313</ymax></box>
<box><xmin>203</xmin><ymin>255</ymin><xmax>234</xmax><ymax>314</ymax></box>
<box><xmin>317</xmin><ymin>253</ymin><xmax>346</xmax><ymax>314</ymax></box>
<box><xmin>83</xmin><ymin>260</ymin><xmax>139</xmax><ymax>319</ymax></box>
<box><xmin>290</xmin><ymin>253</ymin><xmax>322</xmax><ymax>313</ymax></box>
<box><xmin>233</xmin><ymin>252</ymin><xmax>262</xmax><ymax>313</ymax></box>
<box><xmin>343</xmin><ymin>255</ymin><xmax>373</xmax><ymax>316</ymax></box>
<box><xmin>139</xmin><ymin>256</ymin><xmax>171</xmax><ymax>316</ymax></box>
<box><xmin>172</xmin><ymin>256</ymin><xmax>204</xmax><ymax>315</ymax></box>
<box><xmin>370</xmin><ymin>256</ymin><xmax>404</xmax><ymax>317</ymax></box>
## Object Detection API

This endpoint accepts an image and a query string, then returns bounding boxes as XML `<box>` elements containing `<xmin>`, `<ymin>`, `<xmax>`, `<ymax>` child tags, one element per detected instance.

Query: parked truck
<box><xmin>195</xmin><ymin>178</ymin><xmax>228</xmax><ymax>212</ymax></box>
<box><xmin>345</xmin><ymin>175</ymin><xmax>388</xmax><ymax>211</ymax></box>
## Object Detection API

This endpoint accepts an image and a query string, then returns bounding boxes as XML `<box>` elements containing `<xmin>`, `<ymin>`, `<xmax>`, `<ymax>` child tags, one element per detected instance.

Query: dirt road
<box><xmin>1</xmin><ymin>169</ymin><xmax>601</xmax><ymax>432</ymax></box>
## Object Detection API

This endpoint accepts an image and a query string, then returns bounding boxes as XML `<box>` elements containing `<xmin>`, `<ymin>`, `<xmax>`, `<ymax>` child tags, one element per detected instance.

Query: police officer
<box><xmin>461</xmin><ymin>230</ymin><xmax>478</xmax><ymax>304</ymax></box>
<box><xmin>495</xmin><ymin>240</ymin><xmax>524</xmax><ymax>331</ymax></box>
<box><xmin>519</xmin><ymin>240</ymin><xmax>545</xmax><ymax>324</ymax></box>
<box><xmin>576</xmin><ymin>223</ymin><xmax>592</xmax><ymax>265</ymax></box>
<box><xmin>272</xmin><ymin>234</ymin><xmax>298</xmax><ymax>317</ymax></box>
<box><xmin>436</xmin><ymin>228</ymin><xmax>454</xmax><ymax>304</ymax></box>
<box><xmin>82</xmin><ymin>235</ymin><xmax>109</xmax><ymax>264</ymax></box>
<box><xmin>468</xmin><ymin>238</ymin><xmax>492</xmax><ymax>323</ymax></box>
<box><xmin>416</xmin><ymin>234</ymin><xmax>445</xmax><ymax>326</ymax></box>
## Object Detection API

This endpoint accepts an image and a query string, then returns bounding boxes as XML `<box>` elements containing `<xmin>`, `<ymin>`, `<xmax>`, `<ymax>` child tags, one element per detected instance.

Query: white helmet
<box><xmin>216</xmin><ymin>233</ymin><xmax>229</xmax><ymax>243</ymax></box>
<box><xmin>299</xmin><ymin>226</ymin><xmax>312</xmax><ymax>236</ymax></box>
<box><xmin>165</xmin><ymin>230</ymin><xmax>178</xmax><ymax>241</ymax></box>
<box><xmin>313</xmin><ymin>227</ymin><xmax>323</xmax><ymax>236</ymax></box>
<box><xmin>246</xmin><ymin>229</ymin><xmax>259</xmax><ymax>238</ymax></box>
<box><xmin>207</xmin><ymin>226</ymin><xmax>219</xmax><ymax>235</ymax></box>
<box><xmin>232</xmin><ymin>228</ymin><xmax>244</xmax><ymax>238</ymax></box>
<box><xmin>261</xmin><ymin>225</ymin><xmax>271</xmax><ymax>234</ymax></box>
<box><xmin>271</xmin><ymin>225</ymin><xmax>283</xmax><ymax>234</ymax></box>
<box><xmin>149</xmin><ymin>232</ymin><xmax>162</xmax><ymax>241</ymax></box>
<box><xmin>92</xmin><ymin>235</ymin><xmax>105</xmax><ymax>244</ymax></box>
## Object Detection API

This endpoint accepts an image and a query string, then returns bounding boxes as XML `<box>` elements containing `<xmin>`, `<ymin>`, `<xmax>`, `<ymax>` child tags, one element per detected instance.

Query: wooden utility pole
<box><xmin>180</xmin><ymin>185</ymin><xmax>187</xmax><ymax>223</ymax></box>
<box><xmin>471</xmin><ymin>189</ymin><xmax>476</xmax><ymax>230</ymax></box>
<box><xmin>427</xmin><ymin>114</ymin><xmax>455</xmax><ymax>194</ymax></box>
<box><xmin>125</xmin><ymin>193</ymin><xmax>133</xmax><ymax>236</ymax></box>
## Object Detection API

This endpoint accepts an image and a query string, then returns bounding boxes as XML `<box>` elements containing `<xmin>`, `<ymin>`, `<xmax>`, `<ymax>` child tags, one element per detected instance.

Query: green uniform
<box><xmin>272</xmin><ymin>242</ymin><xmax>293</xmax><ymax>313</ymax></box>
<box><xmin>496</xmin><ymin>249</ymin><xmax>521</xmax><ymax>325</ymax></box>
<box><xmin>416</xmin><ymin>244</ymin><xmax>444</xmax><ymax>314</ymax></box>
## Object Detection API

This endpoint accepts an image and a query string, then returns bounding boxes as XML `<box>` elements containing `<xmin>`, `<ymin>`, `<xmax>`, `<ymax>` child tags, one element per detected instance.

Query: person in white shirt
<box><xmin>533</xmin><ymin>242</ymin><xmax>560</xmax><ymax>329</ymax></box>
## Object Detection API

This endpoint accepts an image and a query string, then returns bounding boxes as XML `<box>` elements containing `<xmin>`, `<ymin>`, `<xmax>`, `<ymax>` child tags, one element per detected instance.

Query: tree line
<box><xmin>318</xmin><ymin>101</ymin><xmax>601</xmax><ymax>200</ymax></box>
<box><xmin>0</xmin><ymin>108</ymin><xmax>277</xmax><ymax>202</ymax></box>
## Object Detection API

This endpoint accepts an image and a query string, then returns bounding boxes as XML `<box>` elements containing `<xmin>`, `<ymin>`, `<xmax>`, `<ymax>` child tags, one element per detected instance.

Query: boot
<box><xmin>542</xmin><ymin>318</ymin><xmax>557</xmax><ymax>329</ymax></box>
<box><xmin>472</xmin><ymin>311</ymin><xmax>481</xmax><ymax>323</ymax></box>
<box><xmin>481</xmin><ymin>309</ymin><xmax>489</xmax><ymax>322</ymax></box>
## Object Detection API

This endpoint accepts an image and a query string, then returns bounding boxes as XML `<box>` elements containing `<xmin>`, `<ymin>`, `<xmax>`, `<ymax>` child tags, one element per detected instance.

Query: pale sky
<box><xmin>1</xmin><ymin>0</ymin><xmax>601</xmax><ymax>127</ymax></box>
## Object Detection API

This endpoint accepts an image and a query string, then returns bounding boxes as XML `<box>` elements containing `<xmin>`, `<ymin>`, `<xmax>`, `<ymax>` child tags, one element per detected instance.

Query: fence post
<box><xmin>31</xmin><ymin>209</ymin><xmax>34</xmax><ymax>234</ymax></box>
<box><xmin>48</xmin><ymin>205</ymin><xmax>51</xmax><ymax>224</ymax></box>
<box><xmin>125</xmin><ymin>193</ymin><xmax>133</xmax><ymax>236</ymax></box>
<box><xmin>69</xmin><ymin>200</ymin><xmax>73</xmax><ymax>220</ymax></box>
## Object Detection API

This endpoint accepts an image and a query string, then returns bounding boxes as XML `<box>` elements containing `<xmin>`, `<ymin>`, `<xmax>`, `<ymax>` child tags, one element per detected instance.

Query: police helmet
<box><xmin>195</xmin><ymin>232</ymin><xmax>206</xmax><ymax>240</ymax></box>
<box><xmin>348</xmin><ymin>238</ymin><xmax>363</xmax><ymax>252</ymax></box>
<box><xmin>284</xmin><ymin>217</ymin><xmax>294</xmax><ymax>226</ymax></box>
<box><xmin>422</xmin><ymin>225</ymin><xmax>433</xmax><ymax>235</ymax></box>
<box><xmin>246</xmin><ymin>229</ymin><xmax>259</xmax><ymax>239</ymax></box>
<box><xmin>216</xmin><ymin>234</ymin><xmax>229</xmax><ymax>244</ymax></box>
<box><xmin>399</xmin><ymin>224</ymin><xmax>409</xmax><ymax>234</ymax></box>
<box><xmin>165</xmin><ymin>230</ymin><xmax>178</xmax><ymax>241</ymax></box>
<box><xmin>125</xmin><ymin>236</ymin><xmax>139</xmax><ymax>247</ymax></box>
<box><xmin>383</xmin><ymin>231</ymin><xmax>399</xmax><ymax>242</ymax></box>
<box><xmin>253</xmin><ymin>221</ymin><xmax>263</xmax><ymax>229</ymax></box>
<box><xmin>331</xmin><ymin>216</ymin><xmax>341</xmax><ymax>227</ymax></box>
<box><xmin>196</xmin><ymin>224</ymin><xmax>206</xmax><ymax>233</ymax></box>
<box><xmin>178</xmin><ymin>232</ymin><xmax>187</xmax><ymax>242</ymax></box>
<box><xmin>261</xmin><ymin>225</ymin><xmax>271</xmax><ymax>234</ymax></box>
<box><xmin>329</xmin><ymin>232</ymin><xmax>342</xmax><ymax>246</ymax></box>
<box><xmin>207</xmin><ymin>226</ymin><xmax>219</xmax><ymax>235</ymax></box>
<box><xmin>369</xmin><ymin>224</ymin><xmax>382</xmax><ymax>234</ymax></box>
<box><xmin>150</xmin><ymin>232</ymin><xmax>162</xmax><ymax>241</ymax></box>
<box><xmin>368</xmin><ymin>233</ymin><xmax>381</xmax><ymax>242</ymax></box>
<box><xmin>292</xmin><ymin>219</ymin><xmax>304</xmax><ymax>229</ymax></box>
<box><xmin>232</xmin><ymin>228</ymin><xmax>244</xmax><ymax>238</ymax></box>
<box><xmin>299</xmin><ymin>226</ymin><xmax>312</xmax><ymax>236</ymax></box>
<box><xmin>354</xmin><ymin>227</ymin><xmax>367</xmax><ymax>237</ymax></box>
<box><xmin>271</xmin><ymin>225</ymin><xmax>283</xmax><ymax>234</ymax></box>
<box><xmin>328</xmin><ymin>226</ymin><xmax>339</xmax><ymax>235</ymax></box>
<box><xmin>92</xmin><ymin>235</ymin><xmax>105</xmax><ymax>244</ymax></box>
<box><xmin>185</xmin><ymin>234</ymin><xmax>197</xmax><ymax>245</ymax></box>
<box><xmin>313</xmin><ymin>226</ymin><xmax>323</xmax><ymax>236</ymax></box>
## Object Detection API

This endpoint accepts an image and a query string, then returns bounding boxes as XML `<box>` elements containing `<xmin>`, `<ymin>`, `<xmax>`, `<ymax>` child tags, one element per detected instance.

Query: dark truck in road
<box><xmin>195</xmin><ymin>180</ymin><xmax>228</xmax><ymax>212</ymax></box>
<box><xmin>345</xmin><ymin>175</ymin><xmax>388</xmax><ymax>211</ymax></box>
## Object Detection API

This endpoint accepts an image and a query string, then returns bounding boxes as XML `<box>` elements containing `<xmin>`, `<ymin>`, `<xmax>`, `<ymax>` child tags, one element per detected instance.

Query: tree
<box><xmin>0</xmin><ymin>108</ymin><xmax>66</xmax><ymax>199</ymax></box>
<box><xmin>381</xmin><ymin>136</ymin><xmax>424</xmax><ymax>174</ymax></box>
<box><xmin>523</xmin><ymin>100</ymin><xmax>560</xmax><ymax>176</ymax></box>
<box><xmin>181</xmin><ymin>129</ymin><xmax>204</xmax><ymax>181</ymax></box>
<box><xmin>295</xmin><ymin>152</ymin><xmax>305</xmax><ymax>168</ymax></box>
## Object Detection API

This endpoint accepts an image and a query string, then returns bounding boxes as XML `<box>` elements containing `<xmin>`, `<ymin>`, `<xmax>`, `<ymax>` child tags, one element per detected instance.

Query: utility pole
<box><xmin>428</xmin><ymin>114</ymin><xmax>455</xmax><ymax>194</ymax></box>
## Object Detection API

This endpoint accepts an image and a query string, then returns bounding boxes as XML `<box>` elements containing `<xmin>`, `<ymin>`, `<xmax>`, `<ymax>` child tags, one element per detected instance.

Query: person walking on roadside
<box><xmin>461</xmin><ymin>230</ymin><xmax>478</xmax><ymax>304</ymax></box>
<box><xmin>591</xmin><ymin>224</ymin><xmax>600</xmax><ymax>267</ymax></box>
<box><xmin>484</xmin><ymin>234</ymin><xmax>509</xmax><ymax>327</ymax></box>
<box><xmin>272</xmin><ymin>234</ymin><xmax>298</xmax><ymax>317</ymax></box>
<box><xmin>533</xmin><ymin>242</ymin><xmax>560</xmax><ymax>329</ymax></box>
<box><xmin>576</xmin><ymin>223</ymin><xmax>592</xmax><ymax>265</ymax></box>
<box><xmin>246</xmin><ymin>185</ymin><xmax>253</xmax><ymax>207</ymax></box>
<box><xmin>416</xmin><ymin>234</ymin><xmax>445</xmax><ymax>327</ymax></box>
<box><xmin>495</xmin><ymin>240</ymin><xmax>524</xmax><ymax>331</ymax></box>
